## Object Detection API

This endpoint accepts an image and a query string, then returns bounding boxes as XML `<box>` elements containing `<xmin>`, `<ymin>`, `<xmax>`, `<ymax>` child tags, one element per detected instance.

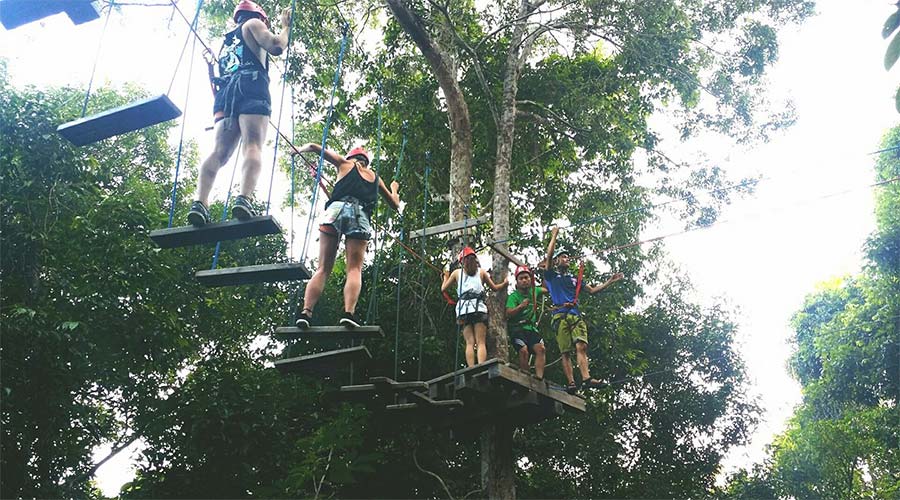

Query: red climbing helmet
<box><xmin>514</xmin><ymin>265</ymin><xmax>532</xmax><ymax>277</ymax></box>
<box><xmin>345</xmin><ymin>146</ymin><xmax>371</xmax><ymax>165</ymax></box>
<box><xmin>233</xmin><ymin>0</ymin><xmax>269</xmax><ymax>26</ymax></box>
<box><xmin>458</xmin><ymin>246</ymin><xmax>477</xmax><ymax>263</ymax></box>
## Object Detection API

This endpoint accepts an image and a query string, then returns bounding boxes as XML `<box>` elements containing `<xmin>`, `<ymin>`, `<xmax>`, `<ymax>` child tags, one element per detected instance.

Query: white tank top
<box><xmin>456</xmin><ymin>269</ymin><xmax>487</xmax><ymax>316</ymax></box>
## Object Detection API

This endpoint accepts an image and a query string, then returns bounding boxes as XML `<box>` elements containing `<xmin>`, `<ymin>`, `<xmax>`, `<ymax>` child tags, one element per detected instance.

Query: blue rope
<box><xmin>365</xmin><ymin>83</ymin><xmax>384</xmax><ymax>324</ymax></box>
<box><xmin>393</xmin><ymin>121</ymin><xmax>408</xmax><ymax>381</ymax></box>
<box><xmin>290</xmin><ymin>87</ymin><xmax>296</xmax><ymax>261</ymax></box>
<box><xmin>212</xmin><ymin>142</ymin><xmax>242</xmax><ymax>270</ymax></box>
<box><xmin>81</xmin><ymin>0</ymin><xmax>115</xmax><ymax>118</ymax></box>
<box><xmin>417</xmin><ymin>151</ymin><xmax>431</xmax><ymax>380</ymax></box>
<box><xmin>265</xmin><ymin>0</ymin><xmax>299</xmax><ymax>215</ymax></box>
<box><xmin>300</xmin><ymin>24</ymin><xmax>350</xmax><ymax>262</ymax></box>
<box><xmin>166</xmin><ymin>0</ymin><xmax>204</xmax><ymax>228</ymax></box>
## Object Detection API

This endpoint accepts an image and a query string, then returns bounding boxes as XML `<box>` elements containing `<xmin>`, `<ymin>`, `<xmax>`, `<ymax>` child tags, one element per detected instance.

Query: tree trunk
<box><xmin>384</xmin><ymin>0</ymin><xmax>473</xmax><ymax>223</ymax></box>
<box><xmin>480</xmin><ymin>422</ymin><xmax>516</xmax><ymax>499</ymax></box>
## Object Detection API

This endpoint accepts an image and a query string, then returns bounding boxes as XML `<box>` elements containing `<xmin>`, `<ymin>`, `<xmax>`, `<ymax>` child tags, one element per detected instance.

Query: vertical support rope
<box><xmin>81</xmin><ymin>0</ymin><xmax>115</xmax><ymax>118</ymax></box>
<box><xmin>166</xmin><ymin>0</ymin><xmax>204</xmax><ymax>228</ymax></box>
<box><xmin>392</xmin><ymin>121</ymin><xmax>409</xmax><ymax>381</ymax></box>
<box><xmin>289</xmin><ymin>87</ymin><xmax>296</xmax><ymax>261</ymax></box>
<box><xmin>300</xmin><ymin>24</ymin><xmax>350</xmax><ymax>262</ymax></box>
<box><xmin>417</xmin><ymin>151</ymin><xmax>431</xmax><ymax>380</ymax></box>
<box><xmin>454</xmin><ymin>203</ymin><xmax>470</xmax><ymax>371</ymax></box>
<box><xmin>265</xmin><ymin>0</ymin><xmax>299</xmax><ymax>214</ymax></box>
<box><xmin>212</xmin><ymin>143</ymin><xmax>242</xmax><ymax>269</ymax></box>
<box><xmin>365</xmin><ymin>83</ymin><xmax>384</xmax><ymax>324</ymax></box>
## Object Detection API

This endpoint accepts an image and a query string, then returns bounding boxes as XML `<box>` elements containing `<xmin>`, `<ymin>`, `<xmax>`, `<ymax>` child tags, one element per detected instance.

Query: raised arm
<box><xmin>295</xmin><ymin>143</ymin><xmax>347</xmax><ymax>169</ymax></box>
<box><xmin>244</xmin><ymin>9</ymin><xmax>291</xmax><ymax>56</ymax></box>
<box><xmin>441</xmin><ymin>269</ymin><xmax>459</xmax><ymax>293</ymax></box>
<box><xmin>540</xmin><ymin>226</ymin><xmax>559</xmax><ymax>270</ymax></box>
<box><xmin>378</xmin><ymin>178</ymin><xmax>401</xmax><ymax>211</ymax></box>
<box><xmin>481</xmin><ymin>269</ymin><xmax>508</xmax><ymax>292</ymax></box>
<box><xmin>586</xmin><ymin>272</ymin><xmax>625</xmax><ymax>294</ymax></box>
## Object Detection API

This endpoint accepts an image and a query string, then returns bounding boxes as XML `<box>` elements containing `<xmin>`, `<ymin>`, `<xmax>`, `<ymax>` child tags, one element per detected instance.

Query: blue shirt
<box><xmin>539</xmin><ymin>268</ymin><xmax>580</xmax><ymax>315</ymax></box>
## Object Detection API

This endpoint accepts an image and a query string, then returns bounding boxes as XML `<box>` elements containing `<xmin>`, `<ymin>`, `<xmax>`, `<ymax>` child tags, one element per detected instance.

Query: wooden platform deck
<box><xmin>150</xmin><ymin>216</ymin><xmax>283</xmax><ymax>248</ymax></box>
<box><xmin>409</xmin><ymin>214</ymin><xmax>490</xmax><ymax>240</ymax></box>
<box><xmin>274</xmin><ymin>325</ymin><xmax>385</xmax><ymax>342</ymax></box>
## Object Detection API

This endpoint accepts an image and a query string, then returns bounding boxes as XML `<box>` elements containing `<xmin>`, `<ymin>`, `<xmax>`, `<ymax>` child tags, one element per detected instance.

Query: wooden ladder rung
<box><xmin>150</xmin><ymin>216</ymin><xmax>283</xmax><ymax>248</ymax></box>
<box><xmin>275</xmin><ymin>325</ymin><xmax>385</xmax><ymax>341</ymax></box>
<box><xmin>196</xmin><ymin>262</ymin><xmax>311</xmax><ymax>287</ymax></box>
<box><xmin>57</xmin><ymin>94</ymin><xmax>182</xmax><ymax>146</ymax></box>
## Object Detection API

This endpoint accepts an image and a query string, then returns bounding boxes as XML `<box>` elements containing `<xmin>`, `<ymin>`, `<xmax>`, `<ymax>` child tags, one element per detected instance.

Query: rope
<box><xmin>393</xmin><ymin>122</ymin><xmax>409</xmax><ymax>381</ymax></box>
<box><xmin>366</xmin><ymin>83</ymin><xmax>384</xmax><ymax>324</ymax></box>
<box><xmin>417</xmin><ymin>151</ymin><xmax>431</xmax><ymax>380</ymax></box>
<box><xmin>81</xmin><ymin>0</ymin><xmax>115</xmax><ymax>117</ymax></box>
<box><xmin>211</xmin><ymin>143</ymin><xmax>242</xmax><ymax>269</ymax></box>
<box><xmin>290</xmin><ymin>88</ymin><xmax>296</xmax><ymax>261</ymax></box>
<box><xmin>300</xmin><ymin>23</ymin><xmax>350</xmax><ymax>263</ymax></box>
<box><xmin>166</xmin><ymin>0</ymin><xmax>203</xmax><ymax>228</ymax></box>
<box><xmin>265</xmin><ymin>0</ymin><xmax>299</xmax><ymax>215</ymax></box>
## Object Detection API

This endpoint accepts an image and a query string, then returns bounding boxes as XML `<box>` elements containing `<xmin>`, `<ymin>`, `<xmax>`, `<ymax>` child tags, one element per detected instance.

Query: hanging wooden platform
<box><xmin>409</xmin><ymin>214</ymin><xmax>490</xmax><ymax>240</ymax></box>
<box><xmin>150</xmin><ymin>216</ymin><xmax>283</xmax><ymax>248</ymax></box>
<box><xmin>57</xmin><ymin>94</ymin><xmax>182</xmax><ymax>146</ymax></box>
<box><xmin>274</xmin><ymin>325</ymin><xmax>385</xmax><ymax>342</ymax></box>
<box><xmin>195</xmin><ymin>262</ymin><xmax>311</xmax><ymax>287</ymax></box>
<box><xmin>274</xmin><ymin>345</ymin><xmax>370</xmax><ymax>378</ymax></box>
<box><xmin>1</xmin><ymin>0</ymin><xmax>100</xmax><ymax>30</ymax></box>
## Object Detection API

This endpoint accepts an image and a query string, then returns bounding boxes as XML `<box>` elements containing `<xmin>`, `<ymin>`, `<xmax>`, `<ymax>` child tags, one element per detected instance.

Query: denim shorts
<box><xmin>319</xmin><ymin>199</ymin><xmax>373</xmax><ymax>240</ymax></box>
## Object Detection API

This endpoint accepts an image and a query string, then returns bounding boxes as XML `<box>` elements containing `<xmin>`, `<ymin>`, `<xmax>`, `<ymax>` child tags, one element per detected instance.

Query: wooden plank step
<box><xmin>369</xmin><ymin>377</ymin><xmax>428</xmax><ymax>391</ymax></box>
<box><xmin>488</xmin><ymin>363</ymin><xmax>585</xmax><ymax>412</ymax></box>
<box><xmin>275</xmin><ymin>325</ymin><xmax>384</xmax><ymax>341</ymax></box>
<box><xmin>196</xmin><ymin>262</ymin><xmax>311</xmax><ymax>287</ymax></box>
<box><xmin>408</xmin><ymin>391</ymin><xmax>463</xmax><ymax>408</ymax></box>
<box><xmin>1</xmin><ymin>0</ymin><xmax>100</xmax><ymax>29</ymax></box>
<box><xmin>385</xmin><ymin>403</ymin><xmax>418</xmax><ymax>411</ymax></box>
<box><xmin>409</xmin><ymin>214</ymin><xmax>490</xmax><ymax>240</ymax></box>
<box><xmin>274</xmin><ymin>346</ymin><xmax>370</xmax><ymax>377</ymax></box>
<box><xmin>150</xmin><ymin>216</ymin><xmax>283</xmax><ymax>248</ymax></box>
<box><xmin>58</xmin><ymin>94</ymin><xmax>182</xmax><ymax>146</ymax></box>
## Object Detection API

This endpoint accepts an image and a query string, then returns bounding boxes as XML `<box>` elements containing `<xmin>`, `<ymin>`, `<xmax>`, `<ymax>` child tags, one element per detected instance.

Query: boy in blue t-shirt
<box><xmin>538</xmin><ymin>226</ymin><xmax>623</xmax><ymax>394</ymax></box>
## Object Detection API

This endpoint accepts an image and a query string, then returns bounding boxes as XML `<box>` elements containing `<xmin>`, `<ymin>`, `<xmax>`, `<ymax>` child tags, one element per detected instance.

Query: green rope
<box><xmin>365</xmin><ymin>83</ymin><xmax>384</xmax><ymax>324</ymax></box>
<box><xmin>392</xmin><ymin>121</ymin><xmax>409</xmax><ymax>381</ymax></box>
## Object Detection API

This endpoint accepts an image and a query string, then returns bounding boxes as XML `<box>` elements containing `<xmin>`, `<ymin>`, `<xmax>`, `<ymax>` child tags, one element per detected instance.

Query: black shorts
<box><xmin>457</xmin><ymin>312</ymin><xmax>488</xmax><ymax>326</ymax></box>
<box><xmin>213</xmin><ymin>69</ymin><xmax>271</xmax><ymax>121</ymax></box>
<box><xmin>510</xmin><ymin>329</ymin><xmax>543</xmax><ymax>354</ymax></box>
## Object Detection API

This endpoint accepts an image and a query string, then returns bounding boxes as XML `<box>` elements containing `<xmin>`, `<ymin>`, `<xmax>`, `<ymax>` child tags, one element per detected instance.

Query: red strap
<box><xmin>573</xmin><ymin>260</ymin><xmax>585</xmax><ymax>305</ymax></box>
<box><xmin>443</xmin><ymin>290</ymin><xmax>457</xmax><ymax>306</ymax></box>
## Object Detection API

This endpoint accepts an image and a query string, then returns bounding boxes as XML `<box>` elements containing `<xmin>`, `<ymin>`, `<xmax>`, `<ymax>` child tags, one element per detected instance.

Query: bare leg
<box><xmin>343</xmin><ymin>238</ymin><xmax>368</xmax><ymax>314</ymax></box>
<box><xmin>197</xmin><ymin>119</ymin><xmax>241</xmax><ymax>205</ymax></box>
<box><xmin>517</xmin><ymin>346</ymin><xmax>530</xmax><ymax>372</ymax></box>
<box><xmin>575</xmin><ymin>341</ymin><xmax>592</xmax><ymax>381</ymax></box>
<box><xmin>237</xmin><ymin>114</ymin><xmax>268</xmax><ymax>198</ymax></box>
<box><xmin>461</xmin><ymin>325</ymin><xmax>476</xmax><ymax>367</ymax></box>
<box><xmin>474</xmin><ymin>322</ymin><xmax>488</xmax><ymax>364</ymax></box>
<box><xmin>533</xmin><ymin>342</ymin><xmax>546</xmax><ymax>379</ymax></box>
<box><xmin>303</xmin><ymin>230</ymin><xmax>340</xmax><ymax>313</ymax></box>
<box><xmin>561</xmin><ymin>352</ymin><xmax>575</xmax><ymax>385</ymax></box>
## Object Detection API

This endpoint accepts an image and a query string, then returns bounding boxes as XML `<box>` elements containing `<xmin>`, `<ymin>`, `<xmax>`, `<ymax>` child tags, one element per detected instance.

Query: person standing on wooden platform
<box><xmin>188</xmin><ymin>1</ymin><xmax>292</xmax><ymax>226</ymax></box>
<box><xmin>539</xmin><ymin>227</ymin><xmax>624</xmax><ymax>394</ymax></box>
<box><xmin>506</xmin><ymin>265</ymin><xmax>546</xmax><ymax>379</ymax></box>
<box><xmin>294</xmin><ymin>144</ymin><xmax>401</xmax><ymax>328</ymax></box>
<box><xmin>442</xmin><ymin>247</ymin><xmax>508</xmax><ymax>367</ymax></box>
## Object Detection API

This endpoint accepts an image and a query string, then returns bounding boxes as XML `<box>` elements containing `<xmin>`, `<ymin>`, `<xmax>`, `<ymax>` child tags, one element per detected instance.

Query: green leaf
<box><xmin>884</xmin><ymin>10</ymin><xmax>900</xmax><ymax>39</ymax></box>
<box><xmin>885</xmin><ymin>30</ymin><xmax>900</xmax><ymax>70</ymax></box>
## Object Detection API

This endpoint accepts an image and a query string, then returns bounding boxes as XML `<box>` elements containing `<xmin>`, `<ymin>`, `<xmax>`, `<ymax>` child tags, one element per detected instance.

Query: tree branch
<box><xmin>413</xmin><ymin>445</ymin><xmax>456</xmax><ymax>500</ymax></box>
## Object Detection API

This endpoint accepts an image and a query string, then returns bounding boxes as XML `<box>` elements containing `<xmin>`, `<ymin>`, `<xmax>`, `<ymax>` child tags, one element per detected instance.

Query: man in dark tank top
<box><xmin>187</xmin><ymin>1</ymin><xmax>292</xmax><ymax>226</ymax></box>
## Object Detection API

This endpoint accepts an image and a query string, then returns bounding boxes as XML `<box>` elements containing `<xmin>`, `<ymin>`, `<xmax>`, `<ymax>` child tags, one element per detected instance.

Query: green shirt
<box><xmin>506</xmin><ymin>287</ymin><xmax>543</xmax><ymax>333</ymax></box>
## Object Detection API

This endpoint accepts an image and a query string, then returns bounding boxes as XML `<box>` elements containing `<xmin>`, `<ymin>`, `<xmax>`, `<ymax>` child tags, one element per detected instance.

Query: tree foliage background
<box><xmin>0</xmin><ymin>0</ymin><xmax>844</xmax><ymax>498</ymax></box>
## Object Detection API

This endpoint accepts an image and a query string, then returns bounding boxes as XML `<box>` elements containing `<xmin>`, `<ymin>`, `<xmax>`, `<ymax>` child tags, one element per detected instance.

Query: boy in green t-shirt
<box><xmin>506</xmin><ymin>265</ymin><xmax>546</xmax><ymax>379</ymax></box>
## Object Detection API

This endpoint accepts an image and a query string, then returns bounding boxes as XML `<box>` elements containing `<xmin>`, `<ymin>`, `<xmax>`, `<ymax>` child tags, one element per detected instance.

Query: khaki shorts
<box><xmin>551</xmin><ymin>312</ymin><xmax>587</xmax><ymax>354</ymax></box>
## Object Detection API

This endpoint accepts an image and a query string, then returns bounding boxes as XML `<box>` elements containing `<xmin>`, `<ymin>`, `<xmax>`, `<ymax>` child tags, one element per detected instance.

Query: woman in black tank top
<box><xmin>292</xmin><ymin>143</ymin><xmax>402</xmax><ymax>328</ymax></box>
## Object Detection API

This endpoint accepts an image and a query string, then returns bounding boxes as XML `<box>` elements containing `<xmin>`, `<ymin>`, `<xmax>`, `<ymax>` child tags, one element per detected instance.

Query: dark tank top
<box><xmin>326</xmin><ymin>162</ymin><xmax>378</xmax><ymax>216</ymax></box>
<box><xmin>218</xmin><ymin>22</ymin><xmax>268</xmax><ymax>77</ymax></box>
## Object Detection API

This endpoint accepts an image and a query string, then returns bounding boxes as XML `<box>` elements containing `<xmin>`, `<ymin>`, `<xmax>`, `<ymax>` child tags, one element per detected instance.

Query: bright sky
<box><xmin>1</xmin><ymin>0</ymin><xmax>896</xmax><ymax>495</ymax></box>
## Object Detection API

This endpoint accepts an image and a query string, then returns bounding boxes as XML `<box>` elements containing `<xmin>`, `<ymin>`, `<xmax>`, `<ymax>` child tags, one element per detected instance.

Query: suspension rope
<box><xmin>265</xmin><ymin>0</ymin><xmax>299</xmax><ymax>215</ymax></box>
<box><xmin>393</xmin><ymin>122</ymin><xmax>409</xmax><ymax>381</ymax></box>
<box><xmin>300</xmin><ymin>23</ymin><xmax>350</xmax><ymax>263</ymax></box>
<box><xmin>212</xmin><ymin>143</ymin><xmax>243</xmax><ymax>269</ymax></box>
<box><xmin>81</xmin><ymin>0</ymin><xmax>115</xmax><ymax>117</ymax></box>
<box><xmin>290</xmin><ymin>88</ymin><xmax>297</xmax><ymax>260</ymax></box>
<box><xmin>416</xmin><ymin>151</ymin><xmax>431</xmax><ymax>380</ymax></box>
<box><xmin>365</xmin><ymin>83</ymin><xmax>384</xmax><ymax>324</ymax></box>
<box><xmin>166</xmin><ymin>0</ymin><xmax>204</xmax><ymax>228</ymax></box>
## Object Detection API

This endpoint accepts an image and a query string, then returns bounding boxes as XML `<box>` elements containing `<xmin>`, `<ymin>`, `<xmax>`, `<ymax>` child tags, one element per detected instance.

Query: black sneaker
<box><xmin>295</xmin><ymin>310</ymin><xmax>312</xmax><ymax>329</ymax></box>
<box><xmin>231</xmin><ymin>194</ymin><xmax>257</xmax><ymax>221</ymax></box>
<box><xmin>339</xmin><ymin>311</ymin><xmax>362</xmax><ymax>328</ymax></box>
<box><xmin>565</xmin><ymin>383</ymin><xmax>578</xmax><ymax>395</ymax></box>
<box><xmin>187</xmin><ymin>200</ymin><xmax>211</xmax><ymax>226</ymax></box>
<box><xmin>584</xmin><ymin>378</ymin><xmax>606</xmax><ymax>389</ymax></box>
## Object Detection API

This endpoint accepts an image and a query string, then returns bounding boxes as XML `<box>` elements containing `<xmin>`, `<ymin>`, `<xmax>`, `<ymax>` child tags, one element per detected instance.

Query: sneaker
<box><xmin>584</xmin><ymin>378</ymin><xmax>606</xmax><ymax>389</ymax></box>
<box><xmin>187</xmin><ymin>200</ymin><xmax>211</xmax><ymax>226</ymax></box>
<box><xmin>565</xmin><ymin>383</ymin><xmax>578</xmax><ymax>395</ymax></box>
<box><xmin>295</xmin><ymin>310</ymin><xmax>312</xmax><ymax>329</ymax></box>
<box><xmin>339</xmin><ymin>311</ymin><xmax>362</xmax><ymax>328</ymax></box>
<box><xmin>231</xmin><ymin>194</ymin><xmax>257</xmax><ymax>221</ymax></box>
